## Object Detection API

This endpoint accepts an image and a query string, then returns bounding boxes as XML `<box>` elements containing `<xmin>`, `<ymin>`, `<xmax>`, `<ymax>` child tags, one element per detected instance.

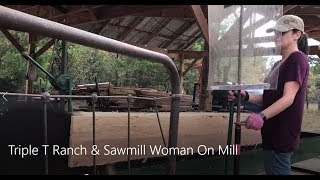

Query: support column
<box><xmin>178</xmin><ymin>54</ymin><xmax>185</xmax><ymax>94</ymax></box>
<box><xmin>60</xmin><ymin>40</ymin><xmax>68</xmax><ymax>111</ymax></box>
<box><xmin>199</xmin><ymin>43</ymin><xmax>212</xmax><ymax>111</ymax></box>
<box><xmin>61</xmin><ymin>40</ymin><xmax>67</xmax><ymax>74</ymax></box>
<box><xmin>26</xmin><ymin>33</ymin><xmax>37</xmax><ymax>94</ymax></box>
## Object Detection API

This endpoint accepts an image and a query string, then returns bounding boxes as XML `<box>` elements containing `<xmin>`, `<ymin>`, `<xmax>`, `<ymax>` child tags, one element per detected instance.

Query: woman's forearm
<box><xmin>261</xmin><ymin>96</ymin><xmax>293</xmax><ymax>120</ymax></box>
<box><xmin>248</xmin><ymin>94</ymin><xmax>263</xmax><ymax>105</ymax></box>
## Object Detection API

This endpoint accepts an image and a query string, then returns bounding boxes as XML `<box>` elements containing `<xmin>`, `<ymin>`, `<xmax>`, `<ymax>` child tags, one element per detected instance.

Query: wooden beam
<box><xmin>283</xmin><ymin>5</ymin><xmax>298</xmax><ymax>14</ymax></box>
<box><xmin>179</xmin><ymin>55</ymin><xmax>185</xmax><ymax>94</ymax></box>
<box><xmin>35</xmin><ymin>39</ymin><xmax>56</xmax><ymax>57</ymax></box>
<box><xmin>88</xmin><ymin>9</ymin><xmax>98</xmax><ymax>21</ymax></box>
<box><xmin>105</xmin><ymin>22</ymin><xmax>188</xmax><ymax>43</ymax></box>
<box><xmin>306</xmin><ymin>31</ymin><xmax>320</xmax><ymax>38</ymax></box>
<box><xmin>51</xmin><ymin>5</ymin><xmax>68</xmax><ymax>14</ymax></box>
<box><xmin>289</xmin><ymin>6</ymin><xmax>320</xmax><ymax>15</ymax></box>
<box><xmin>90</xmin><ymin>20</ymin><xmax>111</xmax><ymax>35</ymax></box>
<box><xmin>183</xmin><ymin>58</ymin><xmax>200</xmax><ymax>76</ymax></box>
<box><xmin>117</xmin><ymin>17</ymin><xmax>144</xmax><ymax>42</ymax></box>
<box><xmin>309</xmin><ymin>46</ymin><xmax>320</xmax><ymax>56</ymax></box>
<box><xmin>161</xmin><ymin>20</ymin><xmax>196</xmax><ymax>49</ymax></box>
<box><xmin>168</xmin><ymin>50</ymin><xmax>205</xmax><ymax>57</ymax></box>
<box><xmin>1</xmin><ymin>29</ymin><xmax>25</xmax><ymax>53</ymax></box>
<box><xmin>133</xmin><ymin>44</ymin><xmax>168</xmax><ymax>54</ymax></box>
<box><xmin>180</xmin><ymin>32</ymin><xmax>202</xmax><ymax>50</ymax></box>
<box><xmin>96</xmin><ymin>5</ymin><xmax>177</xmax><ymax>20</ymax></box>
<box><xmin>191</xmin><ymin>5</ymin><xmax>209</xmax><ymax>44</ymax></box>
<box><xmin>26</xmin><ymin>33</ymin><xmax>38</xmax><ymax>94</ymax></box>
<box><xmin>20</xmin><ymin>5</ymin><xmax>40</xmax><ymax>12</ymax></box>
<box><xmin>199</xmin><ymin>42</ymin><xmax>210</xmax><ymax>111</ymax></box>
<box><xmin>133</xmin><ymin>6</ymin><xmax>194</xmax><ymax>19</ymax></box>
<box><xmin>305</xmin><ymin>24</ymin><xmax>320</xmax><ymax>33</ymax></box>
<box><xmin>108</xmin><ymin>22</ymin><xmax>190</xmax><ymax>43</ymax></box>
<box><xmin>140</xmin><ymin>18</ymin><xmax>172</xmax><ymax>45</ymax></box>
<box><xmin>169</xmin><ymin>53</ymin><xmax>203</xmax><ymax>60</ymax></box>
<box><xmin>48</xmin><ymin>5</ymin><xmax>104</xmax><ymax>21</ymax></box>
<box><xmin>129</xmin><ymin>44</ymin><xmax>204</xmax><ymax>59</ymax></box>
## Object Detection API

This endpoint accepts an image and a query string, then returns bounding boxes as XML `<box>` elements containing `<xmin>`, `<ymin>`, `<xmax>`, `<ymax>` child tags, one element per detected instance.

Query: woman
<box><xmin>228</xmin><ymin>15</ymin><xmax>309</xmax><ymax>175</ymax></box>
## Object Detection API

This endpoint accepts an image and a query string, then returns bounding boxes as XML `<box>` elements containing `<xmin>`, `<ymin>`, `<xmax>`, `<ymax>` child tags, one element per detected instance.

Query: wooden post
<box><xmin>61</xmin><ymin>40</ymin><xmax>68</xmax><ymax>110</ymax></box>
<box><xmin>199</xmin><ymin>5</ymin><xmax>224</xmax><ymax>111</ymax></box>
<box><xmin>179</xmin><ymin>54</ymin><xmax>185</xmax><ymax>94</ymax></box>
<box><xmin>199</xmin><ymin>43</ymin><xmax>211</xmax><ymax>111</ymax></box>
<box><xmin>26</xmin><ymin>33</ymin><xmax>37</xmax><ymax>94</ymax></box>
<box><xmin>61</xmin><ymin>40</ymin><xmax>67</xmax><ymax>75</ymax></box>
<box><xmin>191</xmin><ymin>5</ymin><xmax>209</xmax><ymax>44</ymax></box>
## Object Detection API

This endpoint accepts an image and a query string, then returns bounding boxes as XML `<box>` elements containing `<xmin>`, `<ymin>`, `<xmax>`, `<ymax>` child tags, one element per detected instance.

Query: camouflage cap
<box><xmin>266</xmin><ymin>15</ymin><xmax>304</xmax><ymax>33</ymax></box>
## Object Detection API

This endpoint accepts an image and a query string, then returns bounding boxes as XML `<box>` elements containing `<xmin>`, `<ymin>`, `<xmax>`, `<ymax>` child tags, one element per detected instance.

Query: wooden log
<box><xmin>68</xmin><ymin>112</ymin><xmax>261</xmax><ymax>167</ymax></box>
<box><xmin>72</xmin><ymin>85</ymin><xmax>194</xmax><ymax>111</ymax></box>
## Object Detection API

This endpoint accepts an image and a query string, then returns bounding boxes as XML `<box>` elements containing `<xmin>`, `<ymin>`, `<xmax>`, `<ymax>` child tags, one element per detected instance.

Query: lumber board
<box><xmin>68</xmin><ymin>112</ymin><xmax>261</xmax><ymax>167</ymax></box>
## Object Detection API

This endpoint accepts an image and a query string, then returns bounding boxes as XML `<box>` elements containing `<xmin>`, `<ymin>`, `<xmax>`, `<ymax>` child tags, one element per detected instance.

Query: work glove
<box><xmin>244</xmin><ymin>113</ymin><xmax>264</xmax><ymax>130</ymax></box>
<box><xmin>227</xmin><ymin>90</ymin><xmax>248</xmax><ymax>102</ymax></box>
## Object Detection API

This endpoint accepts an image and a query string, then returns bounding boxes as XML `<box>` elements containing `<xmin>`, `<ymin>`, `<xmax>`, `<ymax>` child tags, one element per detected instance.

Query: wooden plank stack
<box><xmin>72</xmin><ymin>83</ymin><xmax>193</xmax><ymax>112</ymax></box>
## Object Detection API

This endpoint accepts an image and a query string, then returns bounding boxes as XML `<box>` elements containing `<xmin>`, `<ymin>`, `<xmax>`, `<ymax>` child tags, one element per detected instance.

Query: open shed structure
<box><xmin>1</xmin><ymin>5</ymin><xmax>320</xmax><ymax>175</ymax></box>
<box><xmin>1</xmin><ymin>5</ymin><xmax>320</xmax><ymax>108</ymax></box>
<box><xmin>2</xmin><ymin>5</ymin><xmax>320</xmax><ymax>110</ymax></box>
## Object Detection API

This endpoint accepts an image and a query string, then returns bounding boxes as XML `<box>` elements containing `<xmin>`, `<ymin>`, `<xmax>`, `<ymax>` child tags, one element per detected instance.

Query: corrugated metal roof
<box><xmin>4</xmin><ymin>5</ymin><xmax>320</xmax><ymax>54</ymax></box>
<box><xmin>3</xmin><ymin>5</ymin><xmax>203</xmax><ymax>51</ymax></box>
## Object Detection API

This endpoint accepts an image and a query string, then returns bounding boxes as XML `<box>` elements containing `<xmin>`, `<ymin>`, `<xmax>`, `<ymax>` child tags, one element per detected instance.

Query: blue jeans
<box><xmin>263</xmin><ymin>150</ymin><xmax>293</xmax><ymax>175</ymax></box>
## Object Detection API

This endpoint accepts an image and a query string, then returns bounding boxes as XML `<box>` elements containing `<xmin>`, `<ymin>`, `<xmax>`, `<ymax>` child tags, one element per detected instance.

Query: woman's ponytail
<box><xmin>295</xmin><ymin>30</ymin><xmax>309</xmax><ymax>55</ymax></box>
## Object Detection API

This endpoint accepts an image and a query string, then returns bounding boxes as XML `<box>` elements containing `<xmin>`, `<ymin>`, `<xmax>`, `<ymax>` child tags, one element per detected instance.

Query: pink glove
<box><xmin>227</xmin><ymin>90</ymin><xmax>246</xmax><ymax>102</ymax></box>
<box><xmin>245</xmin><ymin>113</ymin><xmax>264</xmax><ymax>130</ymax></box>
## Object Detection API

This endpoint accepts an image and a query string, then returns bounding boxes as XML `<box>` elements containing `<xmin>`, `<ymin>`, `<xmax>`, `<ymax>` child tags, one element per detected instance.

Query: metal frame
<box><xmin>0</xmin><ymin>5</ymin><xmax>181</xmax><ymax>175</ymax></box>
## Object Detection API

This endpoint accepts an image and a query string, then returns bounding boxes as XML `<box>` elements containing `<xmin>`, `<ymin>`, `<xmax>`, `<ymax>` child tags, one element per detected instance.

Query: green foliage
<box><xmin>191</xmin><ymin>39</ymin><xmax>204</xmax><ymax>51</ymax></box>
<box><xmin>67</xmin><ymin>44</ymin><xmax>170</xmax><ymax>91</ymax></box>
<box><xmin>184</xmin><ymin>68</ymin><xmax>199</xmax><ymax>95</ymax></box>
<box><xmin>0</xmin><ymin>32</ymin><xmax>27</xmax><ymax>92</ymax></box>
<box><xmin>307</xmin><ymin>56</ymin><xmax>320</xmax><ymax>103</ymax></box>
<box><xmin>0</xmin><ymin>31</ymin><xmax>203</xmax><ymax>95</ymax></box>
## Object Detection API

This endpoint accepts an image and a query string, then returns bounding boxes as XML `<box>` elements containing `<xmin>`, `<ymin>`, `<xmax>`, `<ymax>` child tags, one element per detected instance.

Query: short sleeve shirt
<box><xmin>261</xmin><ymin>51</ymin><xmax>309</xmax><ymax>153</ymax></box>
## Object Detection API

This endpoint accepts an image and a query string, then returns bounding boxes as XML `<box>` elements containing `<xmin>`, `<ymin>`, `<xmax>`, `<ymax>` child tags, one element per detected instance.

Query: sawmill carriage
<box><xmin>0</xmin><ymin>5</ymin><xmax>320</xmax><ymax>175</ymax></box>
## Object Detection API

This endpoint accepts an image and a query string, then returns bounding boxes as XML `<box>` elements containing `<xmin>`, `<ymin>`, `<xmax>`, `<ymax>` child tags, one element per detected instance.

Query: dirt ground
<box><xmin>302</xmin><ymin>103</ymin><xmax>320</xmax><ymax>133</ymax></box>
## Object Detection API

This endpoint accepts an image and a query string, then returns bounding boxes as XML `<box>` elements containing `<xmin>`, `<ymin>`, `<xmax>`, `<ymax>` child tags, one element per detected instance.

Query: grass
<box><xmin>302</xmin><ymin>103</ymin><xmax>320</xmax><ymax>133</ymax></box>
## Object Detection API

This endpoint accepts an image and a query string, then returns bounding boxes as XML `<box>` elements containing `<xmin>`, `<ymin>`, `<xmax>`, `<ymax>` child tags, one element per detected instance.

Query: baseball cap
<box><xmin>266</xmin><ymin>15</ymin><xmax>304</xmax><ymax>33</ymax></box>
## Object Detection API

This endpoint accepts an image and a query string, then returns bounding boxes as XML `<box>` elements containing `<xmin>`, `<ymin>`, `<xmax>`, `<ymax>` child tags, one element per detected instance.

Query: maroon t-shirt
<box><xmin>261</xmin><ymin>51</ymin><xmax>309</xmax><ymax>153</ymax></box>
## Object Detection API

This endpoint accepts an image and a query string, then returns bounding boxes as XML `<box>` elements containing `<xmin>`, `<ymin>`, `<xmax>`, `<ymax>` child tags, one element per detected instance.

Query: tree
<box><xmin>308</xmin><ymin>56</ymin><xmax>320</xmax><ymax>110</ymax></box>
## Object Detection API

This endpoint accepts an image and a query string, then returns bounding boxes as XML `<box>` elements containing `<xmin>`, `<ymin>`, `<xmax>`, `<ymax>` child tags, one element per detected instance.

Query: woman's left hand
<box><xmin>245</xmin><ymin>113</ymin><xmax>264</xmax><ymax>130</ymax></box>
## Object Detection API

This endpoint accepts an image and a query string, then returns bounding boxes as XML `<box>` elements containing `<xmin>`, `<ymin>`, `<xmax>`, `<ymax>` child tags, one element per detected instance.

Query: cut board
<box><xmin>68</xmin><ymin>112</ymin><xmax>261</xmax><ymax>167</ymax></box>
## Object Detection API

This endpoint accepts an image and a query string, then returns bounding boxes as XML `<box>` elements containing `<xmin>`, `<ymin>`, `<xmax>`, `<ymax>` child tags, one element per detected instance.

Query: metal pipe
<box><xmin>127</xmin><ymin>95</ymin><xmax>131</xmax><ymax>175</ymax></box>
<box><xmin>43</xmin><ymin>100</ymin><xmax>48</xmax><ymax>175</ymax></box>
<box><xmin>234</xmin><ymin>5</ymin><xmax>244</xmax><ymax>175</ymax></box>
<box><xmin>0</xmin><ymin>92</ymin><xmax>173</xmax><ymax>101</ymax></box>
<box><xmin>225</xmin><ymin>101</ymin><xmax>235</xmax><ymax>175</ymax></box>
<box><xmin>68</xmin><ymin>78</ymin><xmax>72</xmax><ymax>112</ymax></box>
<box><xmin>61</xmin><ymin>40</ymin><xmax>67</xmax><ymax>75</ymax></box>
<box><xmin>42</xmin><ymin>92</ymin><xmax>50</xmax><ymax>175</ymax></box>
<box><xmin>0</xmin><ymin>6</ymin><xmax>181</xmax><ymax>174</ymax></box>
<box><xmin>92</xmin><ymin>94</ymin><xmax>97</xmax><ymax>175</ymax></box>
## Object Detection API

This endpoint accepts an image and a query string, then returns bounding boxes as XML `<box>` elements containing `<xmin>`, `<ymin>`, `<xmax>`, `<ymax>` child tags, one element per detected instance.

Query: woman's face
<box><xmin>274</xmin><ymin>30</ymin><xmax>301</xmax><ymax>50</ymax></box>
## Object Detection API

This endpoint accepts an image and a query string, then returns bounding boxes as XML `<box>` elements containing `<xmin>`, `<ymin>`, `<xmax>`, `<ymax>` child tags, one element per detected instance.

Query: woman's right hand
<box><xmin>227</xmin><ymin>90</ymin><xmax>247</xmax><ymax>102</ymax></box>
